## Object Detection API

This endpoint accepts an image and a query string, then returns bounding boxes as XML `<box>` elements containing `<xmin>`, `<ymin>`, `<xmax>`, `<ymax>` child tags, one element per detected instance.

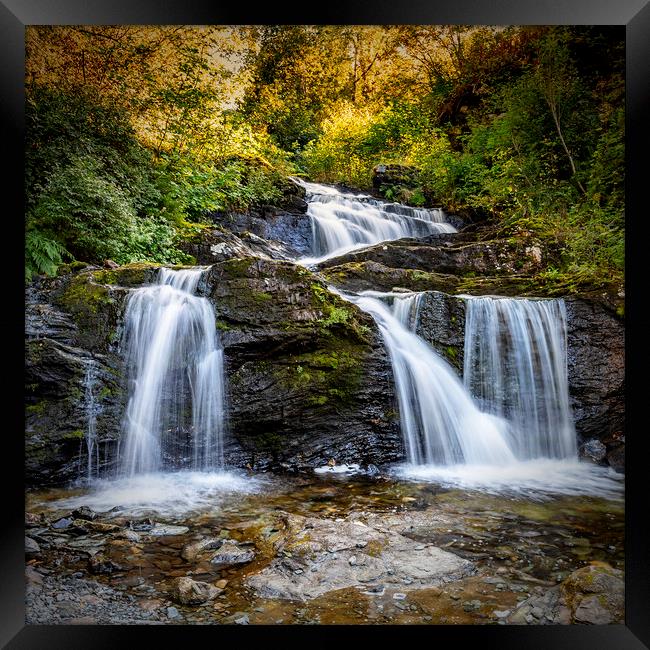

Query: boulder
<box><xmin>245</xmin><ymin>511</ymin><xmax>474</xmax><ymax>601</ymax></box>
<box><xmin>210</xmin><ymin>542</ymin><xmax>255</xmax><ymax>568</ymax></box>
<box><xmin>171</xmin><ymin>576</ymin><xmax>222</xmax><ymax>605</ymax></box>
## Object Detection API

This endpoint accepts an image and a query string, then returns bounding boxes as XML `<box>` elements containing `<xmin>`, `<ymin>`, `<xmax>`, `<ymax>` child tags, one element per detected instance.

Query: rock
<box><xmin>210</xmin><ymin>542</ymin><xmax>255</xmax><ymax>568</ymax></box>
<box><xmin>565</xmin><ymin>299</ymin><xmax>624</xmax><ymax>467</ymax></box>
<box><xmin>245</xmin><ymin>511</ymin><xmax>473</xmax><ymax>601</ymax></box>
<box><xmin>561</xmin><ymin>562</ymin><xmax>624</xmax><ymax>624</ymax></box>
<box><xmin>103</xmin><ymin>259</ymin><xmax>120</xmax><ymax>269</ymax></box>
<box><xmin>505</xmin><ymin>562</ymin><xmax>624</xmax><ymax>625</ymax></box>
<box><xmin>493</xmin><ymin>609</ymin><xmax>510</xmax><ymax>619</ymax></box>
<box><xmin>25</xmin><ymin>565</ymin><xmax>44</xmax><ymax>587</ymax></box>
<box><xmin>87</xmin><ymin>554</ymin><xmax>122</xmax><ymax>575</ymax></box>
<box><xmin>234</xmin><ymin>613</ymin><xmax>250</xmax><ymax>625</ymax></box>
<box><xmin>150</xmin><ymin>524</ymin><xmax>190</xmax><ymax>537</ymax></box>
<box><xmin>25</xmin><ymin>536</ymin><xmax>41</xmax><ymax>556</ymax></box>
<box><xmin>71</xmin><ymin>506</ymin><xmax>98</xmax><ymax>521</ymax></box>
<box><xmin>181</xmin><ymin>538</ymin><xmax>223</xmax><ymax>562</ymax></box>
<box><xmin>214</xmin><ymin>579</ymin><xmax>228</xmax><ymax>589</ymax></box>
<box><xmin>115</xmin><ymin>529</ymin><xmax>141</xmax><ymax>543</ymax></box>
<box><xmin>172</xmin><ymin>576</ymin><xmax>222</xmax><ymax>605</ymax></box>
<box><xmin>462</xmin><ymin>599</ymin><xmax>482</xmax><ymax>612</ymax></box>
<box><xmin>51</xmin><ymin>517</ymin><xmax>73</xmax><ymax>530</ymax></box>
<box><xmin>166</xmin><ymin>606</ymin><xmax>182</xmax><ymax>620</ymax></box>
<box><xmin>579</xmin><ymin>439</ymin><xmax>607</xmax><ymax>463</ymax></box>
<box><xmin>205</xmin><ymin>257</ymin><xmax>401</xmax><ymax>471</ymax></box>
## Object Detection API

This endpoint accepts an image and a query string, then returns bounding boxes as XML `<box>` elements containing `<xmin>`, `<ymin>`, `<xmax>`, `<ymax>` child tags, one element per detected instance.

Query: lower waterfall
<box><xmin>119</xmin><ymin>268</ymin><xmax>226</xmax><ymax>476</ymax></box>
<box><xmin>347</xmin><ymin>291</ymin><xmax>516</xmax><ymax>466</ymax></box>
<box><xmin>462</xmin><ymin>295</ymin><xmax>576</xmax><ymax>460</ymax></box>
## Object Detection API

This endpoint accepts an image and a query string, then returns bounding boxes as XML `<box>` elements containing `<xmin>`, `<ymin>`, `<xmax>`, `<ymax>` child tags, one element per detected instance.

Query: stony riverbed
<box><xmin>25</xmin><ymin>468</ymin><xmax>624</xmax><ymax>626</ymax></box>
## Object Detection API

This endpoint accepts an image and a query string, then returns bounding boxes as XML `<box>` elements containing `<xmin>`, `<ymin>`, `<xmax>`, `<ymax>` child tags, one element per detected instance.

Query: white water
<box><xmin>462</xmin><ymin>296</ymin><xmax>576</xmax><ymax>460</ymax></box>
<box><xmin>347</xmin><ymin>291</ymin><xmax>516</xmax><ymax>466</ymax></box>
<box><xmin>52</xmin><ymin>471</ymin><xmax>263</xmax><ymax>518</ymax></box>
<box><xmin>395</xmin><ymin>459</ymin><xmax>623</xmax><ymax>500</ymax></box>
<box><xmin>343</xmin><ymin>290</ymin><xmax>621</xmax><ymax>498</ymax></box>
<box><xmin>80</xmin><ymin>359</ymin><xmax>101</xmax><ymax>481</ymax></box>
<box><xmin>119</xmin><ymin>268</ymin><xmax>226</xmax><ymax>476</ymax></box>
<box><xmin>295</xmin><ymin>179</ymin><xmax>456</xmax><ymax>265</ymax></box>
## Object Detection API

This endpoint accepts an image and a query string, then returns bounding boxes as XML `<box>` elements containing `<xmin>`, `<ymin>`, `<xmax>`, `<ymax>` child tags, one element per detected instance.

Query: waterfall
<box><xmin>81</xmin><ymin>359</ymin><xmax>101</xmax><ymax>481</ymax></box>
<box><xmin>462</xmin><ymin>296</ymin><xmax>576</xmax><ymax>460</ymax></box>
<box><xmin>119</xmin><ymin>268</ymin><xmax>226</xmax><ymax>476</ymax></box>
<box><xmin>294</xmin><ymin>179</ymin><xmax>456</xmax><ymax>264</ymax></box>
<box><xmin>346</xmin><ymin>291</ymin><xmax>516</xmax><ymax>466</ymax></box>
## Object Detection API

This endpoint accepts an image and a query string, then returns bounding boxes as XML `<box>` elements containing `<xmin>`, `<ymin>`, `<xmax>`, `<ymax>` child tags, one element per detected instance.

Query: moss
<box><xmin>309</xmin><ymin>281</ymin><xmax>371</xmax><ymax>343</ymax></box>
<box><xmin>221</xmin><ymin>257</ymin><xmax>255</xmax><ymax>277</ymax></box>
<box><xmin>91</xmin><ymin>262</ymin><xmax>160</xmax><ymax>287</ymax></box>
<box><xmin>60</xmin><ymin>273</ymin><xmax>113</xmax><ymax>315</ymax></box>
<box><xmin>444</xmin><ymin>346</ymin><xmax>458</xmax><ymax>362</ymax></box>
<box><xmin>98</xmin><ymin>386</ymin><xmax>115</xmax><ymax>399</ymax></box>
<box><xmin>365</xmin><ymin>539</ymin><xmax>387</xmax><ymax>558</ymax></box>
<box><xmin>62</xmin><ymin>429</ymin><xmax>85</xmax><ymax>441</ymax></box>
<box><xmin>26</xmin><ymin>401</ymin><xmax>48</xmax><ymax>415</ymax></box>
<box><xmin>282</xmin><ymin>345</ymin><xmax>365</xmax><ymax>407</ymax></box>
<box><xmin>56</xmin><ymin>260</ymin><xmax>91</xmax><ymax>276</ymax></box>
<box><xmin>216</xmin><ymin>320</ymin><xmax>232</xmax><ymax>331</ymax></box>
<box><xmin>251</xmin><ymin>291</ymin><xmax>273</xmax><ymax>303</ymax></box>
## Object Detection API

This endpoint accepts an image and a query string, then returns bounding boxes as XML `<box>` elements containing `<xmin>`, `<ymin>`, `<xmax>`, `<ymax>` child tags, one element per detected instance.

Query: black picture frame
<box><xmin>5</xmin><ymin>1</ymin><xmax>648</xmax><ymax>647</ymax></box>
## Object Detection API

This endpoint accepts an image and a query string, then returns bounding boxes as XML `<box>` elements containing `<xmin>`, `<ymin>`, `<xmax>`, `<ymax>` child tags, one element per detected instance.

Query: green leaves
<box><xmin>25</xmin><ymin>230</ymin><xmax>70</xmax><ymax>282</ymax></box>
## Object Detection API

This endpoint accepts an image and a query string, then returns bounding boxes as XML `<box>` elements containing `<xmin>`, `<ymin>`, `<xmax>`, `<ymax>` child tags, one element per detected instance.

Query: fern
<box><xmin>25</xmin><ymin>230</ymin><xmax>70</xmax><ymax>282</ymax></box>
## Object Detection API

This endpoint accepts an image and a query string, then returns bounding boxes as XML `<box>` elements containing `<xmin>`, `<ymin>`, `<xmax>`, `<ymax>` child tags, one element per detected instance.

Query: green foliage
<box><xmin>25</xmin><ymin>229</ymin><xmax>70</xmax><ymax>282</ymax></box>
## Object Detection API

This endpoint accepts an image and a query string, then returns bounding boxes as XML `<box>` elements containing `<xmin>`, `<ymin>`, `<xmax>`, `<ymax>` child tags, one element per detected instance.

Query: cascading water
<box><xmin>462</xmin><ymin>296</ymin><xmax>576</xmax><ymax>460</ymax></box>
<box><xmin>346</xmin><ymin>290</ymin><xmax>516</xmax><ymax>466</ymax></box>
<box><xmin>294</xmin><ymin>179</ymin><xmax>456</xmax><ymax>264</ymax></box>
<box><xmin>119</xmin><ymin>268</ymin><xmax>226</xmax><ymax>476</ymax></box>
<box><xmin>346</xmin><ymin>290</ymin><xmax>621</xmax><ymax>497</ymax></box>
<box><xmin>80</xmin><ymin>359</ymin><xmax>101</xmax><ymax>481</ymax></box>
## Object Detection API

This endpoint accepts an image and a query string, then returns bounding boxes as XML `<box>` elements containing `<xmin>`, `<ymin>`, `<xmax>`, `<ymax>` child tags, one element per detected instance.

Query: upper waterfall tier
<box><xmin>294</xmin><ymin>179</ymin><xmax>456</xmax><ymax>265</ymax></box>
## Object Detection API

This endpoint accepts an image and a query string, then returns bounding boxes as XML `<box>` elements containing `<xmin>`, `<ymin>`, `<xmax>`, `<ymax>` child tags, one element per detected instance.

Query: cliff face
<box><xmin>25</xmin><ymin>259</ymin><xmax>402</xmax><ymax>487</ymax></box>
<box><xmin>24</xmin><ymin>186</ymin><xmax>624</xmax><ymax>486</ymax></box>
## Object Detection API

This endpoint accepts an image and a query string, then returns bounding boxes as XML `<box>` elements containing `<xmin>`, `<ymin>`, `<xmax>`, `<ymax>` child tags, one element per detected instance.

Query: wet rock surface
<box><xmin>246</xmin><ymin>512</ymin><xmax>474</xmax><ymax>601</ymax></box>
<box><xmin>506</xmin><ymin>562</ymin><xmax>624</xmax><ymax>625</ymax></box>
<box><xmin>25</xmin><ymin>472</ymin><xmax>624</xmax><ymax>625</ymax></box>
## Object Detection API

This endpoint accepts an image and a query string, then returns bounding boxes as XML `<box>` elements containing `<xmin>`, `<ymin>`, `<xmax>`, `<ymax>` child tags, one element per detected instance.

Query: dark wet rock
<box><xmin>87</xmin><ymin>553</ymin><xmax>122</xmax><ymax>574</ymax></box>
<box><xmin>25</xmin><ymin>270</ymin><xmax>129</xmax><ymax>487</ymax></box>
<box><xmin>316</xmin><ymin>232</ymin><xmax>551</xmax><ymax>278</ymax></box>
<box><xmin>415</xmin><ymin>291</ymin><xmax>466</xmax><ymax>374</ymax></box>
<box><xmin>565</xmin><ymin>299</ymin><xmax>624</xmax><ymax>468</ymax></box>
<box><xmin>179</xmin><ymin>225</ymin><xmax>304</xmax><ymax>265</ymax></box>
<box><xmin>150</xmin><ymin>523</ymin><xmax>190</xmax><ymax>537</ymax></box>
<box><xmin>210</xmin><ymin>541</ymin><xmax>255</xmax><ymax>568</ymax></box>
<box><xmin>25</xmin><ymin>536</ymin><xmax>41</xmax><ymax>556</ymax></box>
<box><xmin>171</xmin><ymin>576</ymin><xmax>222</xmax><ymax>605</ymax></box>
<box><xmin>72</xmin><ymin>506</ymin><xmax>98</xmax><ymax>521</ymax></box>
<box><xmin>181</xmin><ymin>538</ymin><xmax>223</xmax><ymax>562</ymax></box>
<box><xmin>506</xmin><ymin>562</ymin><xmax>624</xmax><ymax>625</ymax></box>
<box><xmin>51</xmin><ymin>517</ymin><xmax>73</xmax><ymax>530</ymax></box>
<box><xmin>606</xmin><ymin>445</ymin><xmax>625</xmax><ymax>472</ymax></box>
<box><xmin>204</xmin><ymin>257</ymin><xmax>401</xmax><ymax>471</ymax></box>
<box><xmin>579</xmin><ymin>439</ymin><xmax>607</xmax><ymax>464</ymax></box>
<box><xmin>245</xmin><ymin>512</ymin><xmax>474</xmax><ymax>601</ymax></box>
<box><xmin>373</xmin><ymin>164</ymin><xmax>420</xmax><ymax>196</ymax></box>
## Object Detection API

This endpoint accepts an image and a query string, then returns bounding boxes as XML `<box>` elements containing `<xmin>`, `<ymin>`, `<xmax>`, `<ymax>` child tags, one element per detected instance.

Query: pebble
<box><xmin>393</xmin><ymin>593</ymin><xmax>407</xmax><ymax>600</ymax></box>
<box><xmin>167</xmin><ymin>606</ymin><xmax>181</xmax><ymax>619</ymax></box>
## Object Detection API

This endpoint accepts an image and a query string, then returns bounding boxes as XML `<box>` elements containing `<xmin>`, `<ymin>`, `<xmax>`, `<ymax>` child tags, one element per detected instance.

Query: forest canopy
<box><xmin>25</xmin><ymin>25</ymin><xmax>624</xmax><ymax>293</ymax></box>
